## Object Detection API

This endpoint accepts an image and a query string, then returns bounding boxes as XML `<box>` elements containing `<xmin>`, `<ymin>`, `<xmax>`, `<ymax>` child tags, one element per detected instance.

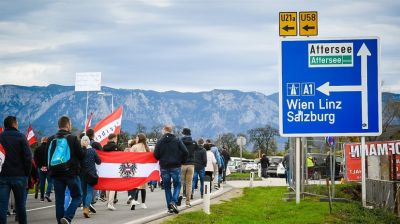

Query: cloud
<box><xmin>0</xmin><ymin>0</ymin><xmax>399</xmax><ymax>94</ymax></box>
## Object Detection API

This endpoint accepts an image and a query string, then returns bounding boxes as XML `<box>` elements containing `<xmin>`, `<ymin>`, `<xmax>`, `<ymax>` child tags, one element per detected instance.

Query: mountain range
<box><xmin>0</xmin><ymin>85</ymin><xmax>278</xmax><ymax>138</ymax></box>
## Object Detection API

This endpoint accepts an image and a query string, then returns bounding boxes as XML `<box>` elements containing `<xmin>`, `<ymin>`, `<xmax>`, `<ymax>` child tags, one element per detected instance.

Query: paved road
<box><xmin>6</xmin><ymin>185</ymin><xmax>231</xmax><ymax>224</ymax></box>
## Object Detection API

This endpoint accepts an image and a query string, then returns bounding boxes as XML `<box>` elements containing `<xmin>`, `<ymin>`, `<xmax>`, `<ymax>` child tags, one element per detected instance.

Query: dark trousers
<box><xmin>205</xmin><ymin>171</ymin><xmax>213</xmax><ymax>193</ymax></box>
<box><xmin>0</xmin><ymin>176</ymin><xmax>28</xmax><ymax>224</ymax></box>
<box><xmin>53</xmin><ymin>176</ymin><xmax>82</xmax><ymax>224</ymax></box>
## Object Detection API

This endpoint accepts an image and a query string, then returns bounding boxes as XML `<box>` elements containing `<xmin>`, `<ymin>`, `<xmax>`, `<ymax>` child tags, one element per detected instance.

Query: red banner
<box><xmin>93</xmin><ymin>107</ymin><xmax>123</xmax><ymax>146</ymax></box>
<box><xmin>344</xmin><ymin>140</ymin><xmax>400</xmax><ymax>181</ymax></box>
<box><xmin>95</xmin><ymin>151</ymin><xmax>160</xmax><ymax>191</ymax></box>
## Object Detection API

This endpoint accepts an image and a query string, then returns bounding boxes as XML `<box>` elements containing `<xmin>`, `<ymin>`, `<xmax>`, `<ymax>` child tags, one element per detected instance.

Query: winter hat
<box><xmin>182</xmin><ymin>128</ymin><xmax>191</xmax><ymax>136</ymax></box>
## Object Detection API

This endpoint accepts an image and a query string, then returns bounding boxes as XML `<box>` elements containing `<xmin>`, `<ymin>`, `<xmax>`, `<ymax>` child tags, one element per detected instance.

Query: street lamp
<box><xmin>98</xmin><ymin>92</ymin><xmax>114</xmax><ymax>112</ymax></box>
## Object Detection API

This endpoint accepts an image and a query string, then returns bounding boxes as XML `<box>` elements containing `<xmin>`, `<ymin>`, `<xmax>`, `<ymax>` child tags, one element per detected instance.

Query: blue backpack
<box><xmin>48</xmin><ymin>134</ymin><xmax>71</xmax><ymax>173</ymax></box>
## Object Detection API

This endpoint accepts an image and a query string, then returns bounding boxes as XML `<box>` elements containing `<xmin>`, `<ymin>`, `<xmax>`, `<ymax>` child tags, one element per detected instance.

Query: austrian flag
<box><xmin>93</xmin><ymin>106</ymin><xmax>123</xmax><ymax>146</ymax></box>
<box><xmin>95</xmin><ymin>151</ymin><xmax>160</xmax><ymax>191</ymax></box>
<box><xmin>26</xmin><ymin>124</ymin><xmax>37</xmax><ymax>146</ymax></box>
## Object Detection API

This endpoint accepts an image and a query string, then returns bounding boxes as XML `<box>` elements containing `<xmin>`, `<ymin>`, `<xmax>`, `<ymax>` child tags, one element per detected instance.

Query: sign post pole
<box><xmin>361</xmin><ymin>136</ymin><xmax>366</xmax><ymax>207</ymax></box>
<box><xmin>296</xmin><ymin>137</ymin><xmax>301</xmax><ymax>204</ymax></box>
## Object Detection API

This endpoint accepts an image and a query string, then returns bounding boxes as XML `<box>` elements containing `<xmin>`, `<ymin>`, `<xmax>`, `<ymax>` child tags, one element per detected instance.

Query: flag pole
<box><xmin>85</xmin><ymin>91</ymin><xmax>89</xmax><ymax>135</ymax></box>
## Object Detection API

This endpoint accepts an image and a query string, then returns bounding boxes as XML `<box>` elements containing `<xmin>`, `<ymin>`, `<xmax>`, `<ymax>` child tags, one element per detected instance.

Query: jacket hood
<box><xmin>161</xmin><ymin>133</ymin><xmax>176</xmax><ymax>143</ymax></box>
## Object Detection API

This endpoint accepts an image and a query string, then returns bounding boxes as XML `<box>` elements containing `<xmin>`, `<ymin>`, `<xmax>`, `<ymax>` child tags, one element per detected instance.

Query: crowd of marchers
<box><xmin>0</xmin><ymin>115</ymin><xmax>231</xmax><ymax>224</ymax></box>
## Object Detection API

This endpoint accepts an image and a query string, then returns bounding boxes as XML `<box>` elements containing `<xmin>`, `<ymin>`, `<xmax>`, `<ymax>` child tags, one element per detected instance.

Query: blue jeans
<box><xmin>0</xmin><ymin>176</ymin><xmax>28</xmax><ymax>224</ymax></box>
<box><xmin>39</xmin><ymin>170</ymin><xmax>53</xmax><ymax>198</ymax></box>
<box><xmin>81</xmin><ymin>180</ymin><xmax>94</xmax><ymax>208</ymax></box>
<box><xmin>53</xmin><ymin>176</ymin><xmax>82</xmax><ymax>223</ymax></box>
<box><xmin>161</xmin><ymin>167</ymin><xmax>181</xmax><ymax>208</ymax></box>
<box><xmin>192</xmin><ymin>168</ymin><xmax>205</xmax><ymax>196</ymax></box>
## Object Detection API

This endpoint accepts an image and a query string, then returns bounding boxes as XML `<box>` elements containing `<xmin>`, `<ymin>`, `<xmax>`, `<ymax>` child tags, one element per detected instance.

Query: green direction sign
<box><xmin>308</xmin><ymin>43</ymin><xmax>353</xmax><ymax>67</ymax></box>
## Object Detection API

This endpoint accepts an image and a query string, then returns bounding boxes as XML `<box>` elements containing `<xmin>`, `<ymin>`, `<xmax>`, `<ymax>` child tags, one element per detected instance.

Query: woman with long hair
<box><xmin>127</xmin><ymin>133</ymin><xmax>150</xmax><ymax>210</ymax></box>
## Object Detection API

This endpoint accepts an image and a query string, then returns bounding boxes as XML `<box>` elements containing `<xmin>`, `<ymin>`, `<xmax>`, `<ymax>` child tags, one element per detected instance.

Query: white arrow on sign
<box><xmin>316</xmin><ymin>43</ymin><xmax>371</xmax><ymax>129</ymax></box>
<box><xmin>316</xmin><ymin>82</ymin><xmax>362</xmax><ymax>96</ymax></box>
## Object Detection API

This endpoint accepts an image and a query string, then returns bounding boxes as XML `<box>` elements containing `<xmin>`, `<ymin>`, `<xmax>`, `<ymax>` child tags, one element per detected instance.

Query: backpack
<box><xmin>48</xmin><ymin>134</ymin><xmax>71</xmax><ymax>173</ymax></box>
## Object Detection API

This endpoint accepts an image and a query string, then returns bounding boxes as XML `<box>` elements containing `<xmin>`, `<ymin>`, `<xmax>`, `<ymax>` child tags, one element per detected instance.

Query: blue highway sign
<box><xmin>279</xmin><ymin>37</ymin><xmax>381</xmax><ymax>137</ymax></box>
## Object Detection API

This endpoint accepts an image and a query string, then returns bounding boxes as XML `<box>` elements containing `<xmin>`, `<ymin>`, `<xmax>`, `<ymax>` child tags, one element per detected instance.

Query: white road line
<box><xmin>27</xmin><ymin>205</ymin><xmax>55</xmax><ymax>212</ymax></box>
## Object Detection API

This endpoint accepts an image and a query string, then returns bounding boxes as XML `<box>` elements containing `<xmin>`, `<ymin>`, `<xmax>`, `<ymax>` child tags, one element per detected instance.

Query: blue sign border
<box><xmin>279</xmin><ymin>37</ymin><xmax>381</xmax><ymax>137</ymax></box>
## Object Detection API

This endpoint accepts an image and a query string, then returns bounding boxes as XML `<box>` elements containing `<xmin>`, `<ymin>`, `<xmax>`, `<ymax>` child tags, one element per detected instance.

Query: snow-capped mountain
<box><xmin>0</xmin><ymin>85</ymin><xmax>279</xmax><ymax>138</ymax></box>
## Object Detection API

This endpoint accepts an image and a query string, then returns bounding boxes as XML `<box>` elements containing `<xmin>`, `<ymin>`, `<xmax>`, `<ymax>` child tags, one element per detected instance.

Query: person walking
<box><xmin>34</xmin><ymin>137</ymin><xmax>53</xmax><ymax>202</ymax></box>
<box><xmin>282</xmin><ymin>153</ymin><xmax>291</xmax><ymax>186</ymax></box>
<box><xmin>0</xmin><ymin>116</ymin><xmax>32</xmax><ymax>224</ymax></box>
<box><xmin>204</xmin><ymin>143</ymin><xmax>217</xmax><ymax>193</ymax></box>
<box><xmin>205</xmin><ymin>139</ymin><xmax>222</xmax><ymax>189</ymax></box>
<box><xmin>192</xmin><ymin>138</ymin><xmax>207</xmax><ymax>199</ymax></box>
<box><xmin>178</xmin><ymin>128</ymin><xmax>197</xmax><ymax>207</ymax></box>
<box><xmin>47</xmin><ymin>116</ymin><xmax>85</xmax><ymax>224</ymax></box>
<box><xmin>80</xmin><ymin>136</ymin><xmax>101</xmax><ymax>218</ymax></box>
<box><xmin>220</xmin><ymin>145</ymin><xmax>231</xmax><ymax>183</ymax></box>
<box><xmin>103</xmin><ymin>134</ymin><xmax>119</xmax><ymax>210</ymax></box>
<box><xmin>260</xmin><ymin>154</ymin><xmax>269</xmax><ymax>178</ymax></box>
<box><xmin>126</xmin><ymin>133</ymin><xmax>150</xmax><ymax>210</ymax></box>
<box><xmin>154</xmin><ymin>125</ymin><xmax>188</xmax><ymax>214</ymax></box>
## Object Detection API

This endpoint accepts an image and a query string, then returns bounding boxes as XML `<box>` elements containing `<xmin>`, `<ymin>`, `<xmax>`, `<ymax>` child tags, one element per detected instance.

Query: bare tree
<box><xmin>216</xmin><ymin>133</ymin><xmax>240</xmax><ymax>156</ymax></box>
<box><xmin>382</xmin><ymin>99</ymin><xmax>400</xmax><ymax>134</ymax></box>
<box><xmin>135</xmin><ymin>123</ymin><xmax>147</xmax><ymax>134</ymax></box>
<box><xmin>248</xmin><ymin>125</ymin><xmax>279</xmax><ymax>155</ymax></box>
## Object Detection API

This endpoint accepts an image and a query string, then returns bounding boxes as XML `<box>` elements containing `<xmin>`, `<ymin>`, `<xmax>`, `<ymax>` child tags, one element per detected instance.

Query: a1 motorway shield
<box><xmin>279</xmin><ymin>37</ymin><xmax>381</xmax><ymax>137</ymax></box>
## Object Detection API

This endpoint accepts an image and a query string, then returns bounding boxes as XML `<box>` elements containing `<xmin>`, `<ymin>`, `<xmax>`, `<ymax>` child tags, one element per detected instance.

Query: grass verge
<box><xmin>226</xmin><ymin>172</ymin><xmax>262</xmax><ymax>181</ymax></box>
<box><xmin>164</xmin><ymin>186</ymin><xmax>400</xmax><ymax>224</ymax></box>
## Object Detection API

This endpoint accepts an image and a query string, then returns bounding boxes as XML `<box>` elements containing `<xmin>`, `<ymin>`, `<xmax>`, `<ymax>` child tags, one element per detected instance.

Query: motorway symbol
<box><xmin>279</xmin><ymin>37</ymin><xmax>381</xmax><ymax>137</ymax></box>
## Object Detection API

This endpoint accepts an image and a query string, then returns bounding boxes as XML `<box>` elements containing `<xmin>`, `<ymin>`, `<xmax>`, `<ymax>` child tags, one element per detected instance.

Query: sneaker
<box><xmin>45</xmin><ymin>195</ymin><xmax>52</xmax><ymax>202</ymax></box>
<box><xmin>132</xmin><ymin>200</ymin><xmax>140</xmax><ymax>205</ymax></box>
<box><xmin>167</xmin><ymin>209</ymin><xmax>174</xmax><ymax>214</ymax></box>
<box><xmin>107</xmin><ymin>204</ymin><xmax>116</xmax><ymax>211</ymax></box>
<box><xmin>113</xmin><ymin>198</ymin><xmax>118</xmax><ymax>204</ymax></box>
<box><xmin>170</xmin><ymin>203</ymin><xmax>179</xmax><ymax>214</ymax></box>
<box><xmin>89</xmin><ymin>204</ymin><xmax>97</xmax><ymax>213</ymax></box>
<box><xmin>141</xmin><ymin>203</ymin><xmax>147</xmax><ymax>209</ymax></box>
<box><xmin>186</xmin><ymin>204</ymin><xmax>192</xmax><ymax>208</ymax></box>
<box><xmin>60</xmin><ymin>217</ymin><xmax>70</xmax><ymax>224</ymax></box>
<box><xmin>99</xmin><ymin>197</ymin><xmax>106</xmax><ymax>202</ymax></box>
<box><xmin>40</xmin><ymin>198</ymin><xmax>45</xmax><ymax>202</ymax></box>
<box><xmin>177</xmin><ymin>196</ymin><xmax>183</xmax><ymax>206</ymax></box>
<box><xmin>126</xmin><ymin>196</ymin><xmax>133</xmax><ymax>204</ymax></box>
<box><xmin>130</xmin><ymin>204</ymin><xmax>136</xmax><ymax>210</ymax></box>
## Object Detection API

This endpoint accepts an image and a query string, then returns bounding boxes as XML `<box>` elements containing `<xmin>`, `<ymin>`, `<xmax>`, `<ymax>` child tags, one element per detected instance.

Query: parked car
<box><xmin>244</xmin><ymin>162</ymin><xmax>258</xmax><ymax>172</ymax></box>
<box><xmin>266</xmin><ymin>156</ymin><xmax>283</xmax><ymax>177</ymax></box>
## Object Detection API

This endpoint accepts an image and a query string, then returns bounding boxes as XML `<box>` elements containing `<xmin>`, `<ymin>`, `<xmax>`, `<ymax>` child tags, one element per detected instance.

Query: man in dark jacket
<box><xmin>179</xmin><ymin>128</ymin><xmax>197</xmax><ymax>207</ymax></box>
<box><xmin>260</xmin><ymin>154</ymin><xmax>270</xmax><ymax>178</ymax></box>
<box><xmin>34</xmin><ymin>137</ymin><xmax>53</xmax><ymax>202</ymax></box>
<box><xmin>0</xmin><ymin>116</ymin><xmax>32</xmax><ymax>224</ymax></box>
<box><xmin>154</xmin><ymin>125</ymin><xmax>188</xmax><ymax>214</ymax></box>
<box><xmin>192</xmin><ymin>138</ymin><xmax>207</xmax><ymax>199</ymax></box>
<box><xmin>47</xmin><ymin>116</ymin><xmax>85</xmax><ymax>224</ymax></box>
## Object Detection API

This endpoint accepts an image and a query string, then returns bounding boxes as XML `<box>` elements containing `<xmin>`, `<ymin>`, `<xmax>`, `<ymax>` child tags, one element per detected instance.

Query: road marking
<box><xmin>27</xmin><ymin>205</ymin><xmax>55</xmax><ymax>212</ymax></box>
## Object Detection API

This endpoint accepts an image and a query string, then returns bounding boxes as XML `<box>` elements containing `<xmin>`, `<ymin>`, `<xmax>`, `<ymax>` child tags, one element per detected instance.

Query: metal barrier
<box><xmin>366</xmin><ymin>179</ymin><xmax>400</xmax><ymax>214</ymax></box>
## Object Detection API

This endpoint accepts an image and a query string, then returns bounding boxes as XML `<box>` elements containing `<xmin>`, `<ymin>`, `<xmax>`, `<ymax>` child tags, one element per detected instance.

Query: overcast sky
<box><xmin>0</xmin><ymin>0</ymin><xmax>399</xmax><ymax>95</ymax></box>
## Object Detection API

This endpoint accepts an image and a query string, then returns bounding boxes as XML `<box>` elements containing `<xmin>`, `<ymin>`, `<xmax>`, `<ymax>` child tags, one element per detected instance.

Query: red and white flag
<box><xmin>0</xmin><ymin>127</ymin><xmax>3</xmax><ymax>134</ymax></box>
<box><xmin>26</xmin><ymin>124</ymin><xmax>37</xmax><ymax>146</ymax></box>
<box><xmin>93</xmin><ymin>106</ymin><xmax>123</xmax><ymax>146</ymax></box>
<box><xmin>0</xmin><ymin>143</ymin><xmax>5</xmax><ymax>172</ymax></box>
<box><xmin>85</xmin><ymin>112</ymin><xmax>94</xmax><ymax>132</ymax></box>
<box><xmin>95</xmin><ymin>151</ymin><xmax>160</xmax><ymax>191</ymax></box>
